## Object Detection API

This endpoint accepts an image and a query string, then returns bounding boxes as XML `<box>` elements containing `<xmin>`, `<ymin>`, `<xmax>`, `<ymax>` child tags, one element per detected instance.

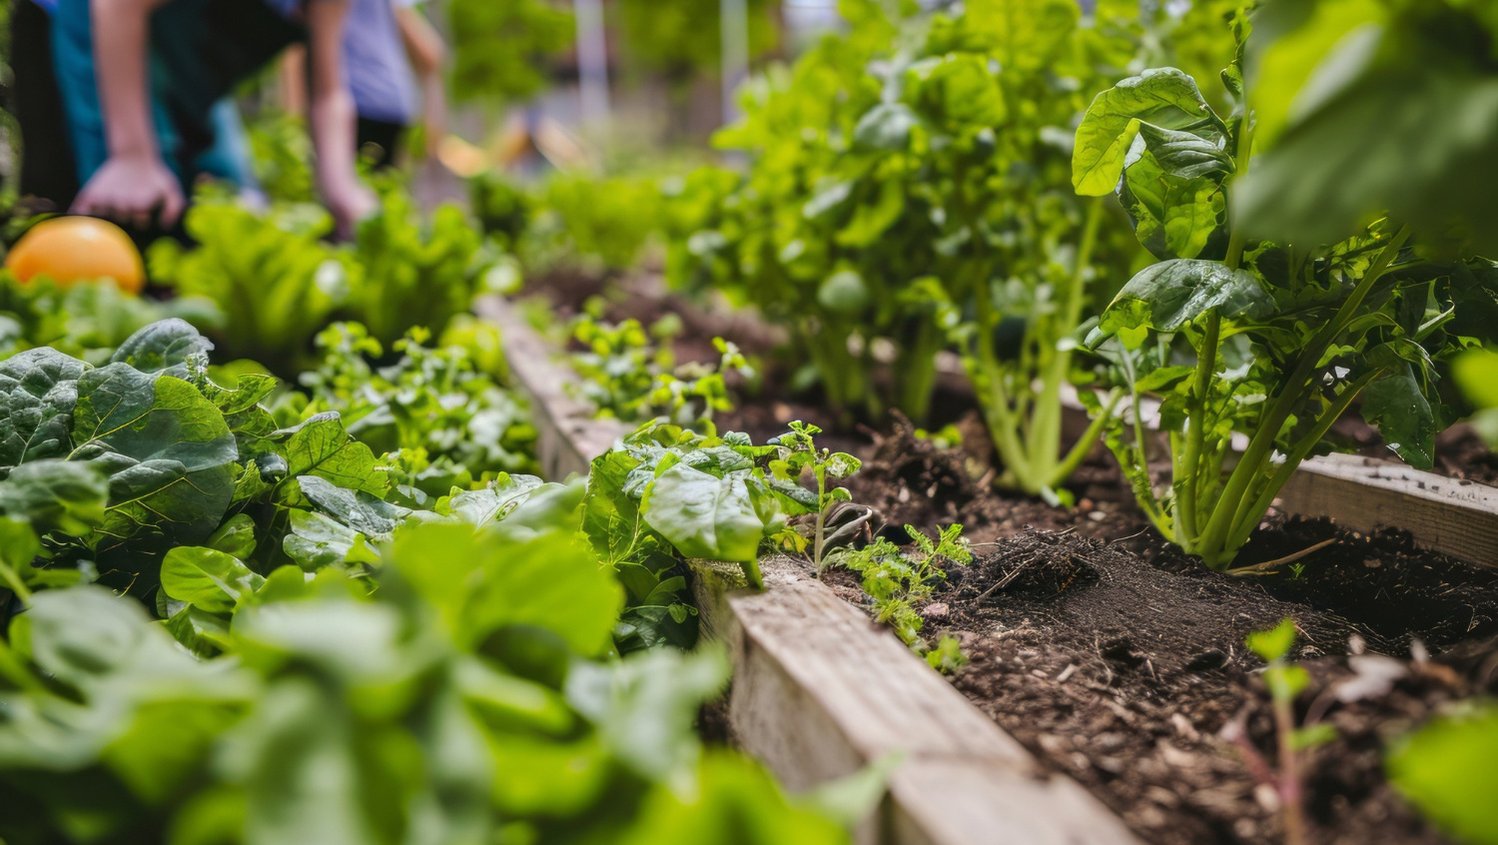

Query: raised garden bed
<box><xmin>487</xmin><ymin>291</ymin><xmax>1498</xmax><ymax>845</ymax></box>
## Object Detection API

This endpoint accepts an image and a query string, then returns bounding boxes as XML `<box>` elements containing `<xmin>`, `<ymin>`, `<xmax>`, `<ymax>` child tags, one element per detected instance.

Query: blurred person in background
<box><xmin>283</xmin><ymin>0</ymin><xmax>448</xmax><ymax>169</ymax></box>
<box><xmin>44</xmin><ymin>0</ymin><xmax>373</xmax><ymax>236</ymax></box>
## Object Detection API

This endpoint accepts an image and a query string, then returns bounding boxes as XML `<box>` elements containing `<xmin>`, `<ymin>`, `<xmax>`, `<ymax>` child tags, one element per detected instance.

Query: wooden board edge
<box><xmin>691</xmin><ymin>556</ymin><xmax>1144</xmax><ymax>845</ymax></box>
<box><xmin>487</xmin><ymin>302</ymin><xmax>1143</xmax><ymax>845</ymax></box>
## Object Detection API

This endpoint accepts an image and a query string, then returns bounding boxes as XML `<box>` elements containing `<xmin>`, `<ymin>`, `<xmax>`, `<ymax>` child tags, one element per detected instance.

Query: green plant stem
<box><xmin>1177</xmin><ymin>311</ymin><xmax>1222</xmax><ymax>548</ymax></box>
<box><xmin>0</xmin><ymin>559</ymin><xmax>32</xmax><ymax>606</ymax></box>
<box><xmin>1195</xmin><ymin>227</ymin><xmax>1411</xmax><ymax>565</ymax></box>
<box><xmin>1274</xmin><ymin>692</ymin><xmax>1308</xmax><ymax>845</ymax></box>
<box><xmin>1045</xmin><ymin>389</ymin><xmax>1122</xmax><ymax>489</ymax></box>
<box><xmin>1029</xmin><ymin>200</ymin><xmax>1104</xmax><ymax>480</ymax></box>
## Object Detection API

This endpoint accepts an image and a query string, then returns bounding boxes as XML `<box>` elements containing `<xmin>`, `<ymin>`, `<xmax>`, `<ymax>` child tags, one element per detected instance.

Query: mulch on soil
<box><xmin>720</xmin><ymin>395</ymin><xmax>1497</xmax><ymax>845</ymax></box>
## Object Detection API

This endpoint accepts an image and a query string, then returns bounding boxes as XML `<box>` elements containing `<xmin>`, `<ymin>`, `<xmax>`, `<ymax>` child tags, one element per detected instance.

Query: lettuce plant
<box><xmin>1073</xmin><ymin>8</ymin><xmax>1498</xmax><ymax>569</ymax></box>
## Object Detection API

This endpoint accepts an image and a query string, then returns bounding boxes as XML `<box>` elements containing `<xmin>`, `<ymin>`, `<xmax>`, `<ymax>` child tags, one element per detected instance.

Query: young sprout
<box><xmin>1228</xmin><ymin>619</ymin><xmax>1338</xmax><ymax>845</ymax></box>
<box><xmin>767</xmin><ymin>421</ymin><xmax>862</xmax><ymax>573</ymax></box>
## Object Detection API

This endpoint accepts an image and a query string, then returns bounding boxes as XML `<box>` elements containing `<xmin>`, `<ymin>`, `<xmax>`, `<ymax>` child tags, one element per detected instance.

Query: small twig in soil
<box><xmin>1227</xmin><ymin>538</ymin><xmax>1339</xmax><ymax>576</ymax></box>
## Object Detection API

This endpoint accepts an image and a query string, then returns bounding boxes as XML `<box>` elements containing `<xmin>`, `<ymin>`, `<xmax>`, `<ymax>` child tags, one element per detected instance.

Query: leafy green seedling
<box><xmin>828</xmin><ymin>524</ymin><xmax>971</xmax><ymax>654</ymax></box>
<box><xmin>767</xmin><ymin>422</ymin><xmax>862</xmax><ymax>573</ymax></box>
<box><xmin>569</xmin><ymin>314</ymin><xmax>753</xmax><ymax>428</ymax></box>
<box><xmin>1230</xmin><ymin>619</ymin><xmax>1337</xmax><ymax>845</ymax></box>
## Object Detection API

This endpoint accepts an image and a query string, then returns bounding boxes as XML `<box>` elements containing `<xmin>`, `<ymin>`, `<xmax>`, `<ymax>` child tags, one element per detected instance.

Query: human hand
<box><xmin>71</xmin><ymin>155</ymin><xmax>185</xmax><ymax>230</ymax></box>
<box><xmin>325</xmin><ymin>181</ymin><xmax>377</xmax><ymax>240</ymax></box>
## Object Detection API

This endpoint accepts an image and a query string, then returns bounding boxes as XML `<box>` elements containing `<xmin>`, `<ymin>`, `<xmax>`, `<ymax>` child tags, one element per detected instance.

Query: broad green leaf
<box><xmin>1134</xmin><ymin>122</ymin><xmax>1233</xmax><ymax>181</ymax></box>
<box><xmin>21</xmin><ymin>586</ymin><xmax>195</xmax><ymax>687</ymax></box>
<box><xmin>1388</xmin><ymin>705</ymin><xmax>1498</xmax><ymax>845</ymax></box>
<box><xmin>565</xmin><ymin>647</ymin><xmax>729</xmax><ymax>784</ymax></box>
<box><xmin>388</xmin><ymin>522</ymin><xmax>621</xmax><ymax>655</ymax></box>
<box><xmin>161</xmin><ymin>546</ymin><xmax>265</xmax><ymax>614</ymax></box>
<box><xmin>1362</xmin><ymin>362</ymin><xmax>1437</xmax><ymax>469</ymax></box>
<box><xmin>297</xmin><ymin>476</ymin><xmax>411</xmax><ymax>540</ymax></box>
<box><xmin>0</xmin><ymin>348</ymin><xmax>88</xmax><ymax>466</ymax></box>
<box><xmin>643</xmin><ymin>463</ymin><xmax>770</xmax><ymax>563</ymax></box>
<box><xmin>439</xmin><ymin>475</ymin><xmax>546</xmax><ymax>526</ymax></box>
<box><xmin>108</xmin><ymin>318</ymin><xmax>213</xmax><ymax>378</ymax></box>
<box><xmin>206</xmin><ymin>513</ymin><xmax>258</xmax><ymax>560</ymax></box>
<box><xmin>1072</xmin><ymin>68</ymin><xmax>1217</xmax><ymax>196</ymax></box>
<box><xmin>71</xmin><ymin>367</ymin><xmax>238</xmax><ymax>543</ymax></box>
<box><xmin>279</xmin><ymin>414</ymin><xmax>388</xmax><ymax>496</ymax></box>
<box><xmin>904</xmin><ymin>52</ymin><xmax>1006</xmax><ymax>129</ymax></box>
<box><xmin>220</xmin><ymin>679</ymin><xmax>376</xmax><ymax>845</ymax></box>
<box><xmin>1103</xmin><ymin>259</ymin><xmax>1274</xmax><ymax>335</ymax></box>
<box><xmin>1240</xmin><ymin>0</ymin><xmax>1498</xmax><ymax>252</ymax></box>
<box><xmin>852</xmin><ymin>103</ymin><xmax>918</xmax><ymax>151</ymax></box>
<box><xmin>282</xmin><ymin>509</ymin><xmax>380</xmax><ymax>571</ymax></box>
<box><xmin>0</xmin><ymin>459</ymin><xmax>109</xmax><ymax>535</ymax></box>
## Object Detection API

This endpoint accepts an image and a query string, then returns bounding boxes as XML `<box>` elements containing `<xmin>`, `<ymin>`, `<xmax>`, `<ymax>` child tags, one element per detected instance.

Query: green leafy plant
<box><xmin>827</xmin><ymin>524</ymin><xmax>971</xmax><ymax>656</ymax></box>
<box><xmin>569</xmin><ymin>313</ymin><xmax>752</xmax><ymax>428</ymax></box>
<box><xmin>1074</xmin><ymin>13</ymin><xmax>1498</xmax><ymax>569</ymax></box>
<box><xmin>148</xmin><ymin>197</ymin><xmax>350</xmax><ymax>375</ymax></box>
<box><xmin>297</xmin><ymin>323</ymin><xmax>538</xmax><ymax>490</ymax></box>
<box><xmin>765</xmin><ymin>421</ymin><xmax>862</xmax><ymax>573</ymax></box>
<box><xmin>347</xmin><ymin>184</ymin><xmax>513</xmax><ymax>347</ymax></box>
<box><xmin>524</xmin><ymin>172</ymin><xmax>665</xmax><ymax>275</ymax></box>
<box><xmin>445</xmin><ymin>0</ymin><xmax>574</xmax><ymax>106</ymax></box>
<box><xmin>667</xmin><ymin>0</ymin><xmax>1166</xmax><ymax>500</ymax></box>
<box><xmin>1226</xmin><ymin>619</ymin><xmax>1337</xmax><ymax>845</ymax></box>
<box><xmin>0</xmin><ymin>516</ymin><xmax>849</xmax><ymax>845</ymax></box>
<box><xmin>0</xmin><ymin>272</ymin><xmax>222</xmax><ymax>364</ymax></box>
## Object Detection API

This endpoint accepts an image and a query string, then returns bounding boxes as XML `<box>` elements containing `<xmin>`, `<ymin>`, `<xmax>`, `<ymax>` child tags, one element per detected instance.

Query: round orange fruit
<box><xmin>5</xmin><ymin>216</ymin><xmax>147</xmax><ymax>295</ymax></box>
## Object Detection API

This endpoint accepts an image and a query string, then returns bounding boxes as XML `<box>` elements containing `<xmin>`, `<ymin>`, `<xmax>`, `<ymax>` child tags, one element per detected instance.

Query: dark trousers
<box><xmin>356</xmin><ymin>116</ymin><xmax>406</xmax><ymax>171</ymax></box>
<box><xmin>9</xmin><ymin>0</ymin><xmax>79</xmax><ymax>211</ymax></box>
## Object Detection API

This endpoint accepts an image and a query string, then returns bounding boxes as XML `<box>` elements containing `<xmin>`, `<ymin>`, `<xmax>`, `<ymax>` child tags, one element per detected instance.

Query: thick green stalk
<box><xmin>1028</xmin><ymin>200</ymin><xmax>1104</xmax><ymax>480</ymax></box>
<box><xmin>1177</xmin><ymin>311</ymin><xmax>1222</xmax><ymax>547</ymax></box>
<box><xmin>1196</xmin><ymin>227</ymin><xmax>1411</xmax><ymax>561</ymax></box>
<box><xmin>1045</xmin><ymin>389</ymin><xmax>1122</xmax><ymax>489</ymax></box>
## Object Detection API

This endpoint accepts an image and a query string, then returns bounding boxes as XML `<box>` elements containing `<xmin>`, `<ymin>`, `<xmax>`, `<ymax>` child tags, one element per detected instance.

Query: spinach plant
<box><xmin>1073</xmin><ymin>9</ymin><xmax>1498</xmax><ymax>569</ymax></box>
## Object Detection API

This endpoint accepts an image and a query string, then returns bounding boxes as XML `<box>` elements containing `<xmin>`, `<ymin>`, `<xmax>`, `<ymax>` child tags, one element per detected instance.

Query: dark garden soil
<box><xmin>557</xmin><ymin>275</ymin><xmax>1498</xmax><ymax>844</ymax></box>
<box><xmin>804</xmin><ymin>421</ymin><xmax>1498</xmax><ymax>845</ymax></box>
<box><xmin>716</xmin><ymin>363</ymin><xmax>1498</xmax><ymax>845</ymax></box>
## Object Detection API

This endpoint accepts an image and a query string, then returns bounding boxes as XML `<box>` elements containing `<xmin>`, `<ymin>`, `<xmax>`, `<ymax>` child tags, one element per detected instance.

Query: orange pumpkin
<box><xmin>5</xmin><ymin>217</ymin><xmax>147</xmax><ymax>295</ymax></box>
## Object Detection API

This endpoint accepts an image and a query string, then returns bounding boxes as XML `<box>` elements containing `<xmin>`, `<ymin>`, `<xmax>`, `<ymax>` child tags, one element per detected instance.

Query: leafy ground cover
<box><xmin>0</xmin><ymin>303</ymin><xmax>853</xmax><ymax>842</ymax></box>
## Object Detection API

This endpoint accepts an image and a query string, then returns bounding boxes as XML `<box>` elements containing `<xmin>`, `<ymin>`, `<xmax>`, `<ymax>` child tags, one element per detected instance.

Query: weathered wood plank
<box><xmin>693</xmin><ymin>556</ymin><xmax>1142</xmax><ymax>845</ymax></box>
<box><xmin>1277</xmin><ymin>453</ymin><xmax>1498</xmax><ymax>567</ymax></box>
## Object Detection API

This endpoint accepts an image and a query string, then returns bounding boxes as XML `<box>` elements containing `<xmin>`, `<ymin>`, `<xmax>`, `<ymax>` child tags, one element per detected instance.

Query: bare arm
<box><xmin>304</xmin><ymin>0</ymin><xmax>374</xmax><ymax>236</ymax></box>
<box><xmin>395</xmin><ymin>4</ymin><xmax>448</xmax><ymax>157</ymax></box>
<box><xmin>73</xmin><ymin>0</ymin><xmax>185</xmax><ymax>228</ymax></box>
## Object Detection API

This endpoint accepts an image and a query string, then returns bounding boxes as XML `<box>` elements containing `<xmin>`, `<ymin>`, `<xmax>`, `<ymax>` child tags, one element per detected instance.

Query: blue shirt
<box><xmin>343</xmin><ymin>0</ymin><xmax>418</xmax><ymax>125</ymax></box>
